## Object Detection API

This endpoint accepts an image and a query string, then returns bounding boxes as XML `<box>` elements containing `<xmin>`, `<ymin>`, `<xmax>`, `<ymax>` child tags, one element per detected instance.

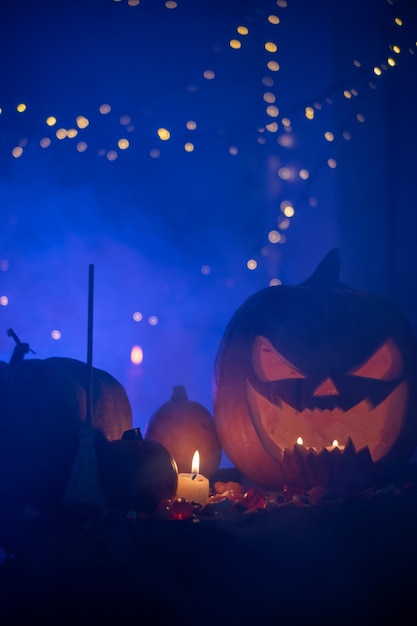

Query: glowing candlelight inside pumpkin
<box><xmin>325</xmin><ymin>439</ymin><xmax>346</xmax><ymax>451</ymax></box>
<box><xmin>296</xmin><ymin>436</ymin><xmax>303</xmax><ymax>445</ymax></box>
<box><xmin>176</xmin><ymin>450</ymin><xmax>209</xmax><ymax>505</ymax></box>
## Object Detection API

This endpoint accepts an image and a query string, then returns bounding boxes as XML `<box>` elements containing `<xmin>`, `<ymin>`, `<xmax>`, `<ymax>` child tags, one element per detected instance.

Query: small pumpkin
<box><xmin>213</xmin><ymin>250</ymin><xmax>417</xmax><ymax>489</ymax></box>
<box><xmin>145</xmin><ymin>385</ymin><xmax>222</xmax><ymax>479</ymax></box>
<box><xmin>96</xmin><ymin>428</ymin><xmax>178</xmax><ymax>514</ymax></box>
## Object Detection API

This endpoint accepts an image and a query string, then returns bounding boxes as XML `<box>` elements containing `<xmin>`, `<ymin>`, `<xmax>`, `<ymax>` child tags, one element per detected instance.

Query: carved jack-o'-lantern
<box><xmin>213</xmin><ymin>250</ymin><xmax>417</xmax><ymax>489</ymax></box>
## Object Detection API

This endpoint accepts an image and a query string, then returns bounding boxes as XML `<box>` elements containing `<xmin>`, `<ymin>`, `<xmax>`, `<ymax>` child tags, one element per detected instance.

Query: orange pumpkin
<box><xmin>145</xmin><ymin>385</ymin><xmax>222</xmax><ymax>479</ymax></box>
<box><xmin>213</xmin><ymin>250</ymin><xmax>417</xmax><ymax>489</ymax></box>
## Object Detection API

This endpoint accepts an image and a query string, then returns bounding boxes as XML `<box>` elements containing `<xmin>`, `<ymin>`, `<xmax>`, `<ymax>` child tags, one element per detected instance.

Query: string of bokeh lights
<box><xmin>1</xmin><ymin>0</ymin><xmax>416</xmax><ymax>365</ymax></box>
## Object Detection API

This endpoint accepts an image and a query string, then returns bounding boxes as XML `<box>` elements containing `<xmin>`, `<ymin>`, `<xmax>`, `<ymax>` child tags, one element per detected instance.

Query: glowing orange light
<box><xmin>191</xmin><ymin>450</ymin><xmax>200</xmax><ymax>474</ymax></box>
<box><xmin>130</xmin><ymin>345</ymin><xmax>144</xmax><ymax>365</ymax></box>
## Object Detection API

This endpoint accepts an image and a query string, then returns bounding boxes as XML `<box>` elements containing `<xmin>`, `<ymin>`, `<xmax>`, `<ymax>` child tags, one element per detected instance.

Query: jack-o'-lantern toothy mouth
<box><xmin>246</xmin><ymin>379</ymin><xmax>409</xmax><ymax>463</ymax></box>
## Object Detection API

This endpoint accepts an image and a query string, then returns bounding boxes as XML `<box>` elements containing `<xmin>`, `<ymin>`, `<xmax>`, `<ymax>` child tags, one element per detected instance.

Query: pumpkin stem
<box><xmin>6</xmin><ymin>328</ymin><xmax>36</xmax><ymax>364</ymax></box>
<box><xmin>122</xmin><ymin>427</ymin><xmax>143</xmax><ymax>441</ymax></box>
<box><xmin>301</xmin><ymin>248</ymin><xmax>341</xmax><ymax>288</ymax></box>
<box><xmin>171</xmin><ymin>385</ymin><xmax>188</xmax><ymax>401</ymax></box>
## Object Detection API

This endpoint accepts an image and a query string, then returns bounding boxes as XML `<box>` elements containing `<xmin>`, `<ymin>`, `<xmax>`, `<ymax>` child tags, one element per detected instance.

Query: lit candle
<box><xmin>325</xmin><ymin>439</ymin><xmax>345</xmax><ymax>451</ymax></box>
<box><xmin>176</xmin><ymin>450</ymin><xmax>209</xmax><ymax>505</ymax></box>
<box><xmin>296</xmin><ymin>436</ymin><xmax>316</xmax><ymax>452</ymax></box>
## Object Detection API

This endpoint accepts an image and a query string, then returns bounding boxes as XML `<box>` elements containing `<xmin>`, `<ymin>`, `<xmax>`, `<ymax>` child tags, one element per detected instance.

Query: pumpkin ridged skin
<box><xmin>213</xmin><ymin>250</ymin><xmax>417</xmax><ymax>489</ymax></box>
<box><xmin>145</xmin><ymin>386</ymin><xmax>222</xmax><ymax>478</ymax></box>
<box><xmin>45</xmin><ymin>357</ymin><xmax>132</xmax><ymax>441</ymax></box>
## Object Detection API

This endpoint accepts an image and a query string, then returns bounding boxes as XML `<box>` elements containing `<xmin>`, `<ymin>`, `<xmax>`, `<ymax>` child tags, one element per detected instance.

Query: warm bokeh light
<box><xmin>283</xmin><ymin>205</ymin><xmax>295</xmax><ymax>218</ymax></box>
<box><xmin>278</xmin><ymin>167</ymin><xmax>291</xmax><ymax>180</ymax></box>
<box><xmin>157</xmin><ymin>128</ymin><xmax>171</xmax><ymax>140</ymax></box>
<box><xmin>266</xmin><ymin>105</ymin><xmax>279</xmax><ymax>117</ymax></box>
<box><xmin>130</xmin><ymin>345</ymin><xmax>144</xmax><ymax>365</ymax></box>
<box><xmin>265</xmin><ymin>42</ymin><xmax>278</xmax><ymax>53</ymax></box>
<box><xmin>268</xmin><ymin>230</ymin><xmax>281</xmax><ymax>243</ymax></box>
<box><xmin>266</xmin><ymin>122</ymin><xmax>278</xmax><ymax>132</ymax></box>
<box><xmin>268</xmin><ymin>15</ymin><xmax>280</xmax><ymax>24</ymax></box>
<box><xmin>99</xmin><ymin>103</ymin><xmax>111</xmax><ymax>114</ymax></box>
<box><xmin>267</xmin><ymin>60</ymin><xmax>280</xmax><ymax>71</ymax></box>
<box><xmin>263</xmin><ymin>92</ymin><xmax>276</xmax><ymax>103</ymax></box>
<box><xmin>76</xmin><ymin>115</ymin><xmax>89</xmax><ymax>129</ymax></box>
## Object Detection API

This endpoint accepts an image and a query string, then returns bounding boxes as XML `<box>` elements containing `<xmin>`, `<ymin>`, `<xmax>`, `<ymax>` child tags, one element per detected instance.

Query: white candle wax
<box><xmin>176</xmin><ymin>472</ymin><xmax>209</xmax><ymax>505</ymax></box>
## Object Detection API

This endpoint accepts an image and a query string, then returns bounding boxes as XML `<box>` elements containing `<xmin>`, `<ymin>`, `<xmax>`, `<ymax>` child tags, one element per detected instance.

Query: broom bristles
<box><xmin>64</xmin><ymin>426</ymin><xmax>105</xmax><ymax>508</ymax></box>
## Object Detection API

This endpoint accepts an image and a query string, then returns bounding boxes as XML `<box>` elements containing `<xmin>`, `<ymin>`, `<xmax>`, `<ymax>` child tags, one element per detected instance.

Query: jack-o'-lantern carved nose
<box><xmin>313</xmin><ymin>377</ymin><xmax>339</xmax><ymax>396</ymax></box>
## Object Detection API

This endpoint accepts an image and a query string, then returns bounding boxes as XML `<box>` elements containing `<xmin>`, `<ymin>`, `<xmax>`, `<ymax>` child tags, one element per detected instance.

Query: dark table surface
<box><xmin>2</xmin><ymin>470</ymin><xmax>417</xmax><ymax>626</ymax></box>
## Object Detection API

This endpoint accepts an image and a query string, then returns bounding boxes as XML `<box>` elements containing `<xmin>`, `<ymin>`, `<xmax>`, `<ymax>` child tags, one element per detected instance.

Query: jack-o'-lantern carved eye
<box><xmin>348</xmin><ymin>338</ymin><xmax>403</xmax><ymax>381</ymax></box>
<box><xmin>252</xmin><ymin>335</ymin><xmax>306</xmax><ymax>382</ymax></box>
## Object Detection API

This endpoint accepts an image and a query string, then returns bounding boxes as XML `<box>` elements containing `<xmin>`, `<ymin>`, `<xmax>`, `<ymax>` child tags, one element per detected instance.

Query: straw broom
<box><xmin>64</xmin><ymin>263</ymin><xmax>106</xmax><ymax>509</ymax></box>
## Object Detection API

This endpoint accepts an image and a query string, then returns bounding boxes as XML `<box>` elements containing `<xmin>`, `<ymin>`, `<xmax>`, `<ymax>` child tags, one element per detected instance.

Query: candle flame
<box><xmin>332</xmin><ymin>439</ymin><xmax>339</xmax><ymax>447</ymax></box>
<box><xmin>296</xmin><ymin>436</ymin><xmax>303</xmax><ymax>445</ymax></box>
<box><xmin>191</xmin><ymin>450</ymin><xmax>200</xmax><ymax>474</ymax></box>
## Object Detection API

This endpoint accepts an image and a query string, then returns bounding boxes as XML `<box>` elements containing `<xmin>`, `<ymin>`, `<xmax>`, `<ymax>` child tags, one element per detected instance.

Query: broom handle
<box><xmin>86</xmin><ymin>263</ymin><xmax>94</xmax><ymax>428</ymax></box>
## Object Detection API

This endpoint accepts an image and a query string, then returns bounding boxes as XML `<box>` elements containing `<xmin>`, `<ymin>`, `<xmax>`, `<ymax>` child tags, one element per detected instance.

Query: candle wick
<box><xmin>192</xmin><ymin>473</ymin><xmax>197</xmax><ymax>480</ymax></box>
